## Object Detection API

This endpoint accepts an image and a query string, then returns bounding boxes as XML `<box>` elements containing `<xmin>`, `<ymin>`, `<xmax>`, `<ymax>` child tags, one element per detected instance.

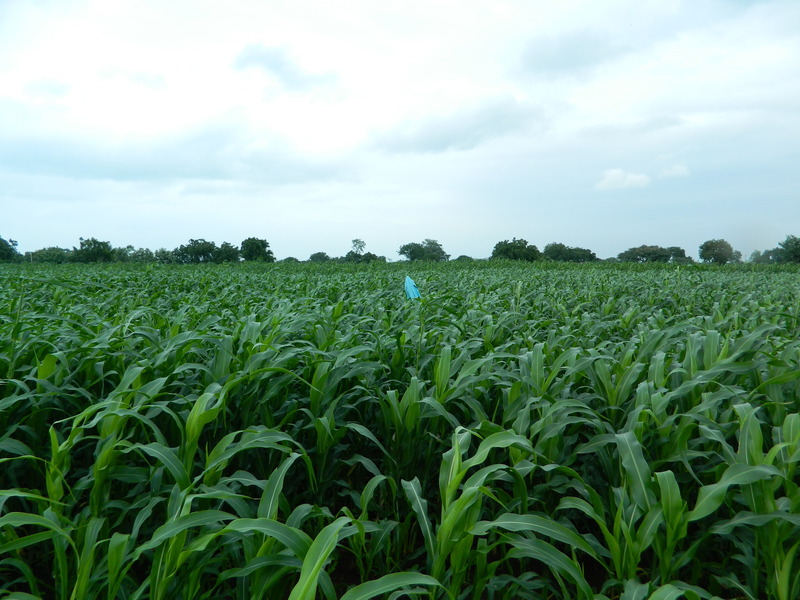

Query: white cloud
<box><xmin>0</xmin><ymin>0</ymin><xmax>798</xmax><ymax>261</ymax></box>
<box><xmin>659</xmin><ymin>164</ymin><xmax>690</xmax><ymax>178</ymax></box>
<box><xmin>595</xmin><ymin>169</ymin><xmax>652</xmax><ymax>190</ymax></box>
<box><xmin>522</xmin><ymin>30</ymin><xmax>635</xmax><ymax>78</ymax></box>
<box><xmin>233</xmin><ymin>45</ymin><xmax>335</xmax><ymax>91</ymax></box>
<box><xmin>375</xmin><ymin>97</ymin><xmax>544</xmax><ymax>153</ymax></box>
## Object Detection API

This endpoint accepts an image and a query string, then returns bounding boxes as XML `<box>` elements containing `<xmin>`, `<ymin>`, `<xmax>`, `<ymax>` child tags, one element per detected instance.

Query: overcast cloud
<box><xmin>375</xmin><ymin>97</ymin><xmax>544</xmax><ymax>153</ymax></box>
<box><xmin>1</xmin><ymin>0</ymin><xmax>799</xmax><ymax>260</ymax></box>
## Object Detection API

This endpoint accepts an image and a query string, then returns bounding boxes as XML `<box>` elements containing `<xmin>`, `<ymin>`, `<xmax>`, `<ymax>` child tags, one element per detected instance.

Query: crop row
<box><xmin>1</xmin><ymin>262</ymin><xmax>799</xmax><ymax>599</ymax></box>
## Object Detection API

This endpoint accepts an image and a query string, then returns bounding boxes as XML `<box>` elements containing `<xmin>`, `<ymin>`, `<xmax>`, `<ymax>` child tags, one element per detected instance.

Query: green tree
<box><xmin>72</xmin><ymin>237</ymin><xmax>113</xmax><ymax>263</ymax></box>
<box><xmin>543</xmin><ymin>242</ymin><xmax>570</xmax><ymax>261</ymax></box>
<box><xmin>214</xmin><ymin>242</ymin><xmax>241</xmax><ymax>263</ymax></box>
<box><xmin>154</xmin><ymin>248</ymin><xmax>176</xmax><ymax>264</ymax></box>
<box><xmin>491</xmin><ymin>238</ymin><xmax>540</xmax><ymax>261</ymax></box>
<box><xmin>26</xmin><ymin>247</ymin><xmax>72</xmax><ymax>263</ymax></box>
<box><xmin>112</xmin><ymin>245</ymin><xmax>135</xmax><ymax>262</ymax></box>
<box><xmin>174</xmin><ymin>239</ymin><xmax>217</xmax><ymax>264</ymax></box>
<box><xmin>309</xmin><ymin>251</ymin><xmax>331</xmax><ymax>262</ymax></box>
<box><xmin>343</xmin><ymin>249</ymin><xmax>385</xmax><ymax>263</ymax></box>
<box><xmin>343</xmin><ymin>239</ymin><xmax>386</xmax><ymax>263</ymax></box>
<box><xmin>778</xmin><ymin>235</ymin><xmax>800</xmax><ymax>263</ymax></box>
<box><xmin>351</xmin><ymin>239</ymin><xmax>366</xmax><ymax>255</ymax></box>
<box><xmin>617</xmin><ymin>245</ymin><xmax>672</xmax><ymax>263</ymax></box>
<box><xmin>399</xmin><ymin>239</ymin><xmax>450</xmax><ymax>262</ymax></box>
<box><xmin>130</xmin><ymin>248</ymin><xmax>156</xmax><ymax>263</ymax></box>
<box><xmin>665</xmin><ymin>246</ymin><xmax>692</xmax><ymax>263</ymax></box>
<box><xmin>543</xmin><ymin>242</ymin><xmax>597</xmax><ymax>262</ymax></box>
<box><xmin>0</xmin><ymin>236</ymin><xmax>20</xmax><ymax>262</ymax></box>
<box><xmin>699</xmin><ymin>239</ymin><xmax>735</xmax><ymax>265</ymax></box>
<box><xmin>240</xmin><ymin>237</ymin><xmax>275</xmax><ymax>262</ymax></box>
<box><xmin>398</xmin><ymin>242</ymin><xmax>425</xmax><ymax>261</ymax></box>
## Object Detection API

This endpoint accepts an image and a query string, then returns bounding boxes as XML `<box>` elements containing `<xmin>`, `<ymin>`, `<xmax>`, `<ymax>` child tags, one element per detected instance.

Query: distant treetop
<box><xmin>72</xmin><ymin>237</ymin><xmax>113</xmax><ymax>263</ymax></box>
<box><xmin>399</xmin><ymin>239</ymin><xmax>449</xmax><ymax>262</ymax></box>
<box><xmin>0</xmin><ymin>236</ymin><xmax>20</xmax><ymax>263</ymax></box>
<box><xmin>617</xmin><ymin>245</ymin><xmax>690</xmax><ymax>264</ymax></box>
<box><xmin>779</xmin><ymin>235</ymin><xmax>800</xmax><ymax>263</ymax></box>
<box><xmin>9</xmin><ymin>232</ymin><xmax>800</xmax><ymax>266</ymax></box>
<box><xmin>309</xmin><ymin>251</ymin><xmax>331</xmax><ymax>262</ymax></box>
<box><xmin>491</xmin><ymin>238</ymin><xmax>540</xmax><ymax>262</ymax></box>
<box><xmin>543</xmin><ymin>242</ymin><xmax>597</xmax><ymax>263</ymax></box>
<box><xmin>699</xmin><ymin>239</ymin><xmax>740</xmax><ymax>265</ymax></box>
<box><xmin>241</xmin><ymin>237</ymin><xmax>275</xmax><ymax>262</ymax></box>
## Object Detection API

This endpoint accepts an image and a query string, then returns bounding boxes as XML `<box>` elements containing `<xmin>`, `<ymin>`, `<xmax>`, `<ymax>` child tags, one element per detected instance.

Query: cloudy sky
<box><xmin>1</xmin><ymin>0</ymin><xmax>798</xmax><ymax>260</ymax></box>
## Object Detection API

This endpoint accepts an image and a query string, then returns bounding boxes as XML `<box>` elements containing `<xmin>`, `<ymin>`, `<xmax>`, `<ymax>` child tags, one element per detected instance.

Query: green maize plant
<box><xmin>1</xmin><ymin>260</ymin><xmax>799</xmax><ymax>599</ymax></box>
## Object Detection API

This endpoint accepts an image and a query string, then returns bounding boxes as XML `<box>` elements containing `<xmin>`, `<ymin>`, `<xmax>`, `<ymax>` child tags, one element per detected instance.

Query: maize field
<box><xmin>1</xmin><ymin>261</ymin><xmax>799</xmax><ymax>600</ymax></box>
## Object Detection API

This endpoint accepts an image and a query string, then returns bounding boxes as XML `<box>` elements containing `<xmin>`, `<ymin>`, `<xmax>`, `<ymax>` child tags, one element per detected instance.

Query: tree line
<box><xmin>2</xmin><ymin>234</ymin><xmax>800</xmax><ymax>265</ymax></box>
<box><xmin>488</xmin><ymin>237</ymin><xmax>800</xmax><ymax>265</ymax></box>
<box><xmin>0</xmin><ymin>237</ymin><xmax>277</xmax><ymax>264</ymax></box>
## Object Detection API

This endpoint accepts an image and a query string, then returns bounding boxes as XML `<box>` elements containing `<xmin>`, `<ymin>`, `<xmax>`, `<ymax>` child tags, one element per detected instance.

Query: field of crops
<box><xmin>1</xmin><ymin>261</ymin><xmax>799</xmax><ymax>600</ymax></box>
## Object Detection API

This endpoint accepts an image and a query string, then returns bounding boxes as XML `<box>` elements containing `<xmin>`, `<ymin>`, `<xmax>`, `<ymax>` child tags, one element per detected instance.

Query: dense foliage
<box><xmin>11</xmin><ymin>235</ymin><xmax>800</xmax><ymax>265</ymax></box>
<box><xmin>617</xmin><ymin>245</ymin><xmax>688</xmax><ymax>264</ymax></box>
<box><xmin>1</xmin><ymin>262</ymin><xmax>800</xmax><ymax>599</ymax></box>
<box><xmin>699</xmin><ymin>240</ymin><xmax>740</xmax><ymax>265</ymax></box>
<box><xmin>491</xmin><ymin>238</ymin><xmax>540</xmax><ymax>262</ymax></box>
<box><xmin>542</xmin><ymin>243</ymin><xmax>597</xmax><ymax>263</ymax></box>
<box><xmin>173</xmin><ymin>239</ymin><xmax>223</xmax><ymax>264</ymax></box>
<box><xmin>778</xmin><ymin>235</ymin><xmax>800</xmax><ymax>263</ymax></box>
<box><xmin>241</xmin><ymin>238</ymin><xmax>276</xmax><ymax>263</ymax></box>
<box><xmin>0</xmin><ymin>236</ymin><xmax>20</xmax><ymax>262</ymax></box>
<box><xmin>398</xmin><ymin>239</ymin><xmax>450</xmax><ymax>262</ymax></box>
<box><xmin>72</xmin><ymin>237</ymin><xmax>114</xmax><ymax>263</ymax></box>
